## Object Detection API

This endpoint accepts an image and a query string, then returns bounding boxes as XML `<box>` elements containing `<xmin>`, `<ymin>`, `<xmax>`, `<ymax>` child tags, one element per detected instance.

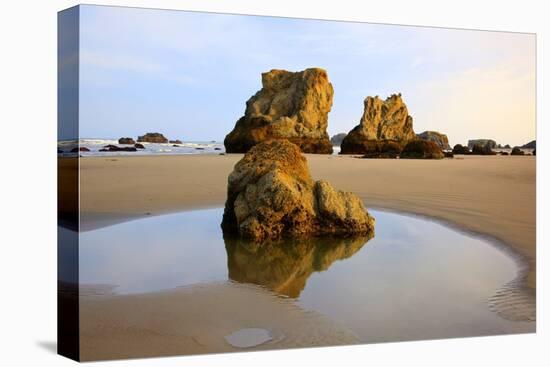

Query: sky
<box><xmin>78</xmin><ymin>5</ymin><xmax>536</xmax><ymax>147</ymax></box>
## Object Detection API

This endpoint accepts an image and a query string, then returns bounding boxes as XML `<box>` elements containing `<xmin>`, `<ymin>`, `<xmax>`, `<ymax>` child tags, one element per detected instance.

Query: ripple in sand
<box><xmin>488</xmin><ymin>277</ymin><xmax>536</xmax><ymax>322</ymax></box>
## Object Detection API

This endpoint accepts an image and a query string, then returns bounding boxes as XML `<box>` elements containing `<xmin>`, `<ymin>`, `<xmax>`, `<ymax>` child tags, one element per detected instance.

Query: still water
<box><xmin>78</xmin><ymin>208</ymin><xmax>534</xmax><ymax>342</ymax></box>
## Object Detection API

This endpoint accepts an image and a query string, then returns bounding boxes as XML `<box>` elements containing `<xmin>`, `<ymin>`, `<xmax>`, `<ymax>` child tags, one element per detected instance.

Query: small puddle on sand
<box><xmin>70</xmin><ymin>207</ymin><xmax>535</xmax><ymax>344</ymax></box>
<box><xmin>224</xmin><ymin>328</ymin><xmax>274</xmax><ymax>348</ymax></box>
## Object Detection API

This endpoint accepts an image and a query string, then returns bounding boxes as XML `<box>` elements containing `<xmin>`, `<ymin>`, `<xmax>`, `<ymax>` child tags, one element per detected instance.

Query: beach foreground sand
<box><xmin>77</xmin><ymin>154</ymin><xmax>536</xmax><ymax>289</ymax></box>
<box><xmin>79</xmin><ymin>281</ymin><xmax>359</xmax><ymax>361</ymax></box>
<box><xmin>68</xmin><ymin>154</ymin><xmax>536</xmax><ymax>359</ymax></box>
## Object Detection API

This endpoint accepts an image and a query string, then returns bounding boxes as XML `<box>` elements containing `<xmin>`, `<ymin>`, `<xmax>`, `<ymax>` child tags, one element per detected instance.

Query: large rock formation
<box><xmin>221</xmin><ymin>140</ymin><xmax>375</xmax><ymax>241</ymax></box>
<box><xmin>224</xmin><ymin>68</ymin><xmax>334</xmax><ymax>154</ymax></box>
<box><xmin>468</xmin><ymin>139</ymin><xmax>496</xmax><ymax>150</ymax></box>
<box><xmin>225</xmin><ymin>234</ymin><xmax>371</xmax><ymax>298</ymax></box>
<box><xmin>137</xmin><ymin>132</ymin><xmax>168</xmax><ymax>143</ymax></box>
<box><xmin>340</xmin><ymin>94</ymin><xmax>416</xmax><ymax>154</ymax></box>
<box><xmin>416</xmin><ymin>131</ymin><xmax>451</xmax><ymax>150</ymax></box>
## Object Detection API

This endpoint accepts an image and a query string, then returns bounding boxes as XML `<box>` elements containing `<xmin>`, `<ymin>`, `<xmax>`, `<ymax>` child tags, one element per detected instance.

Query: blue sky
<box><xmin>79</xmin><ymin>5</ymin><xmax>535</xmax><ymax>146</ymax></box>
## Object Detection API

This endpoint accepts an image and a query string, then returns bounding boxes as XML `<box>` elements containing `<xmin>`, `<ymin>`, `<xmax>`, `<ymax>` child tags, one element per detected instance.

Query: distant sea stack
<box><xmin>137</xmin><ymin>133</ymin><xmax>168</xmax><ymax>144</ymax></box>
<box><xmin>521</xmin><ymin>140</ymin><xmax>536</xmax><ymax>149</ymax></box>
<box><xmin>468</xmin><ymin>139</ymin><xmax>496</xmax><ymax>150</ymax></box>
<box><xmin>221</xmin><ymin>140</ymin><xmax>374</xmax><ymax>242</ymax></box>
<box><xmin>416</xmin><ymin>131</ymin><xmax>451</xmax><ymax>150</ymax></box>
<box><xmin>471</xmin><ymin>142</ymin><xmax>496</xmax><ymax>155</ymax></box>
<box><xmin>330</xmin><ymin>133</ymin><xmax>347</xmax><ymax>146</ymax></box>
<box><xmin>224</xmin><ymin>68</ymin><xmax>334</xmax><ymax>154</ymax></box>
<box><xmin>118</xmin><ymin>137</ymin><xmax>135</xmax><ymax>145</ymax></box>
<box><xmin>340</xmin><ymin>94</ymin><xmax>415</xmax><ymax>154</ymax></box>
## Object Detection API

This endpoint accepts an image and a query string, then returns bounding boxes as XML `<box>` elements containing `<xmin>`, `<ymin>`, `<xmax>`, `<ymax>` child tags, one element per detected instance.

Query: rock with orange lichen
<box><xmin>221</xmin><ymin>140</ymin><xmax>374</xmax><ymax>241</ymax></box>
<box><xmin>340</xmin><ymin>93</ymin><xmax>415</xmax><ymax>154</ymax></box>
<box><xmin>224</xmin><ymin>68</ymin><xmax>334</xmax><ymax>154</ymax></box>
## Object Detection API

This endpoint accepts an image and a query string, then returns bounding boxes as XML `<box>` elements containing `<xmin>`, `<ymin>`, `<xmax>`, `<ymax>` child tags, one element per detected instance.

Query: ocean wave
<box><xmin>57</xmin><ymin>139</ymin><xmax>226</xmax><ymax>156</ymax></box>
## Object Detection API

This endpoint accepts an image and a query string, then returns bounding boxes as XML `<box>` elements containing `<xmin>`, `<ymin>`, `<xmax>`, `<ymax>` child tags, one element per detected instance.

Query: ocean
<box><xmin>58</xmin><ymin>139</ymin><xmax>225</xmax><ymax>156</ymax></box>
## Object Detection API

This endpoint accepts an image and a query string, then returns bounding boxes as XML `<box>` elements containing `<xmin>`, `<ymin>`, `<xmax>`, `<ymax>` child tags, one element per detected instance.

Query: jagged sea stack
<box><xmin>340</xmin><ymin>94</ymin><xmax>416</xmax><ymax>154</ymax></box>
<box><xmin>224</xmin><ymin>68</ymin><xmax>334</xmax><ymax>154</ymax></box>
<box><xmin>221</xmin><ymin>140</ymin><xmax>375</xmax><ymax>242</ymax></box>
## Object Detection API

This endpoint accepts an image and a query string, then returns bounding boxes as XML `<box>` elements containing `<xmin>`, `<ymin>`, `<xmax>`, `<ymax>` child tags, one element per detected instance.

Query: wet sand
<box><xmin>79</xmin><ymin>281</ymin><xmax>359</xmax><ymax>361</ymax></box>
<box><xmin>70</xmin><ymin>153</ymin><xmax>536</xmax><ymax>359</ymax></box>
<box><xmin>77</xmin><ymin>154</ymin><xmax>536</xmax><ymax>288</ymax></box>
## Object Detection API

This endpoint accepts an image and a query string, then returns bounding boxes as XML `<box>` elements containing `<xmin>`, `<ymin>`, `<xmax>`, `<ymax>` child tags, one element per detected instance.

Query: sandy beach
<box><xmin>77</xmin><ymin>153</ymin><xmax>536</xmax><ymax>288</ymax></box>
<box><xmin>79</xmin><ymin>281</ymin><xmax>359</xmax><ymax>361</ymax></box>
<box><xmin>69</xmin><ymin>153</ymin><xmax>536</xmax><ymax>359</ymax></box>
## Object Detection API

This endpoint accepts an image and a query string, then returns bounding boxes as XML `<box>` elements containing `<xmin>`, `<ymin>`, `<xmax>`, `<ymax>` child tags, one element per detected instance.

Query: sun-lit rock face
<box><xmin>221</xmin><ymin>140</ymin><xmax>375</xmax><ymax>241</ymax></box>
<box><xmin>340</xmin><ymin>94</ymin><xmax>415</xmax><ymax>154</ymax></box>
<box><xmin>224</xmin><ymin>68</ymin><xmax>334</xmax><ymax>154</ymax></box>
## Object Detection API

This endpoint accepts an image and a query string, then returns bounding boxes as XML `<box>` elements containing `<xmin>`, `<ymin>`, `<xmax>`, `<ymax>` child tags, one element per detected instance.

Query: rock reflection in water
<box><xmin>225</xmin><ymin>234</ymin><xmax>373</xmax><ymax>298</ymax></box>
